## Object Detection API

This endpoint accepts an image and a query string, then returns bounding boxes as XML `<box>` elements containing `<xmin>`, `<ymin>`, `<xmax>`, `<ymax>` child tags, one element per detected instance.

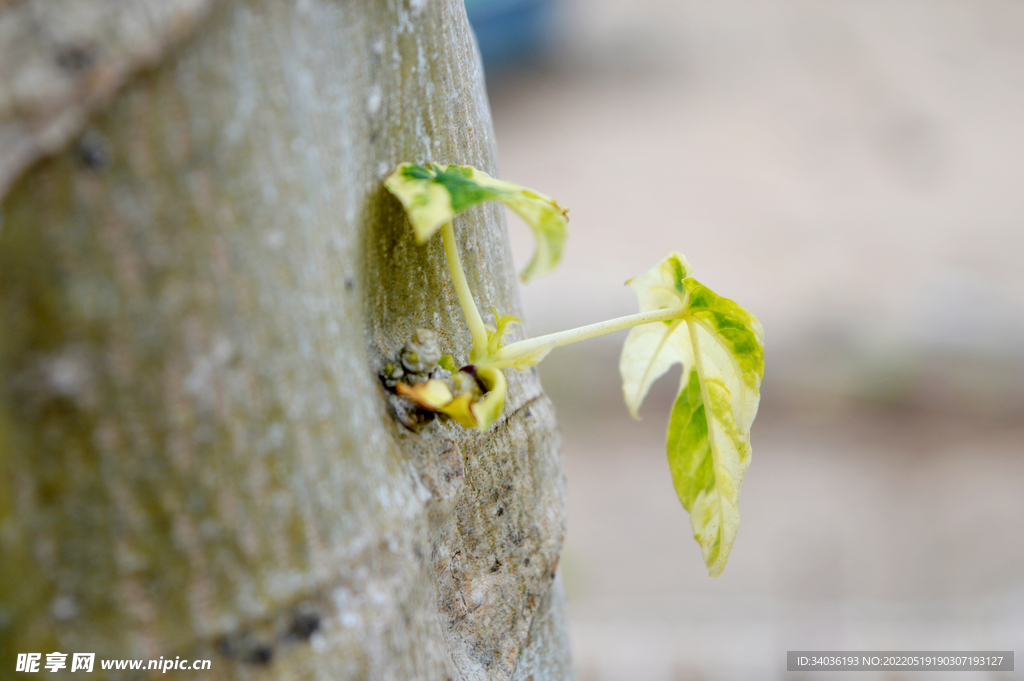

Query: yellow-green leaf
<box><xmin>383</xmin><ymin>163</ymin><xmax>568</xmax><ymax>281</ymax></box>
<box><xmin>396</xmin><ymin>379</ymin><xmax>455</xmax><ymax>410</ymax></box>
<box><xmin>468</xmin><ymin>366</ymin><xmax>507</xmax><ymax>430</ymax></box>
<box><xmin>486</xmin><ymin>307</ymin><xmax>521</xmax><ymax>357</ymax></box>
<box><xmin>619</xmin><ymin>252</ymin><xmax>764</xmax><ymax>576</ymax></box>
<box><xmin>394</xmin><ymin>368</ymin><xmax>508</xmax><ymax>431</ymax></box>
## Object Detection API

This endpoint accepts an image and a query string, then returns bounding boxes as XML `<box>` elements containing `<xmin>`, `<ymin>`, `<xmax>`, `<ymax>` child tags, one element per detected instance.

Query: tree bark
<box><xmin>0</xmin><ymin>1</ymin><xmax>572</xmax><ymax>679</ymax></box>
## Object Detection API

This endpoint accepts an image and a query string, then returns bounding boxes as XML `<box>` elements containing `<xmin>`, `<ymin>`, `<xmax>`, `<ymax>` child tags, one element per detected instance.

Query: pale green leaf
<box><xmin>383</xmin><ymin>163</ymin><xmax>568</xmax><ymax>281</ymax></box>
<box><xmin>620</xmin><ymin>252</ymin><xmax>694</xmax><ymax>418</ymax></box>
<box><xmin>619</xmin><ymin>252</ymin><xmax>764</xmax><ymax>576</ymax></box>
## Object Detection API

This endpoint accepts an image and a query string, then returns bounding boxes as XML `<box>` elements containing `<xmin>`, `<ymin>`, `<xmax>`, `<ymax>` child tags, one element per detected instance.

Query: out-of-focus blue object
<box><xmin>464</xmin><ymin>0</ymin><xmax>559</xmax><ymax>70</ymax></box>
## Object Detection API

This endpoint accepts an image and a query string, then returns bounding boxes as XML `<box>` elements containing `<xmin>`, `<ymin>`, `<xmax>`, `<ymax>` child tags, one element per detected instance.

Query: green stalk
<box><xmin>441</xmin><ymin>221</ymin><xmax>489</xmax><ymax>359</ymax></box>
<box><xmin>485</xmin><ymin>307</ymin><xmax>686</xmax><ymax>369</ymax></box>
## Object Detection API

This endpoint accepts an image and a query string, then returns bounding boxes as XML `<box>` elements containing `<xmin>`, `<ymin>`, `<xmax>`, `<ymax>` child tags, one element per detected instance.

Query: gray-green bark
<box><xmin>0</xmin><ymin>1</ymin><xmax>572</xmax><ymax>679</ymax></box>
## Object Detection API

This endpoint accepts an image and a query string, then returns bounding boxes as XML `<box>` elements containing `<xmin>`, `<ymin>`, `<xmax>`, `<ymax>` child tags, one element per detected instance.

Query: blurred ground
<box><xmin>482</xmin><ymin>1</ymin><xmax>1024</xmax><ymax>678</ymax></box>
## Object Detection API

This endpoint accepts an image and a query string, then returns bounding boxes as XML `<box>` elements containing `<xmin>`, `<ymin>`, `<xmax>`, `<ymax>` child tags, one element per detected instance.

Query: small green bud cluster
<box><xmin>381</xmin><ymin>329</ymin><xmax>483</xmax><ymax>405</ymax></box>
<box><xmin>401</xmin><ymin>329</ymin><xmax>442</xmax><ymax>377</ymax></box>
<box><xmin>382</xmin><ymin>329</ymin><xmax>445</xmax><ymax>388</ymax></box>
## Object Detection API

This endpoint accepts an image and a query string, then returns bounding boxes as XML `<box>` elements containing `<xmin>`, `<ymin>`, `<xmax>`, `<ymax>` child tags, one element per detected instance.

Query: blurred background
<box><xmin>467</xmin><ymin>0</ymin><xmax>1024</xmax><ymax>679</ymax></box>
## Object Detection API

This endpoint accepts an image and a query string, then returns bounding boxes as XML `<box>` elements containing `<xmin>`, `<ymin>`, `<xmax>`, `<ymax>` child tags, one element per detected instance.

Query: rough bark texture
<box><xmin>0</xmin><ymin>0</ymin><xmax>221</xmax><ymax>198</ymax></box>
<box><xmin>0</xmin><ymin>1</ymin><xmax>572</xmax><ymax>679</ymax></box>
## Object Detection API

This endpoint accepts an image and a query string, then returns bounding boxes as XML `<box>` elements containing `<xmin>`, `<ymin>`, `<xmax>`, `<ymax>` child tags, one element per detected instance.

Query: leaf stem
<box><xmin>487</xmin><ymin>307</ymin><xmax>686</xmax><ymax>369</ymax></box>
<box><xmin>441</xmin><ymin>221</ymin><xmax>489</xmax><ymax>359</ymax></box>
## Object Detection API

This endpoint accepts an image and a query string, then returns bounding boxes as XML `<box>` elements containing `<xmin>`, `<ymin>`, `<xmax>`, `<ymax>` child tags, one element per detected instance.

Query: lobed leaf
<box><xmin>620</xmin><ymin>252</ymin><xmax>694</xmax><ymax>418</ymax></box>
<box><xmin>619</xmin><ymin>252</ymin><xmax>764</xmax><ymax>576</ymax></box>
<box><xmin>384</xmin><ymin>162</ymin><xmax>568</xmax><ymax>281</ymax></box>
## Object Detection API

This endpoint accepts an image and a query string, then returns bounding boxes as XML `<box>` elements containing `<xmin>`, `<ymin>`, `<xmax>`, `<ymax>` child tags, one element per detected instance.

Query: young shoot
<box><xmin>384</xmin><ymin>162</ymin><xmax>764</xmax><ymax>577</ymax></box>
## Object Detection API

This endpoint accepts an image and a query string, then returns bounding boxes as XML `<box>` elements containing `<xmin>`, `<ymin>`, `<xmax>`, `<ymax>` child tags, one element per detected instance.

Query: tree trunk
<box><xmin>0</xmin><ymin>1</ymin><xmax>573</xmax><ymax>679</ymax></box>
